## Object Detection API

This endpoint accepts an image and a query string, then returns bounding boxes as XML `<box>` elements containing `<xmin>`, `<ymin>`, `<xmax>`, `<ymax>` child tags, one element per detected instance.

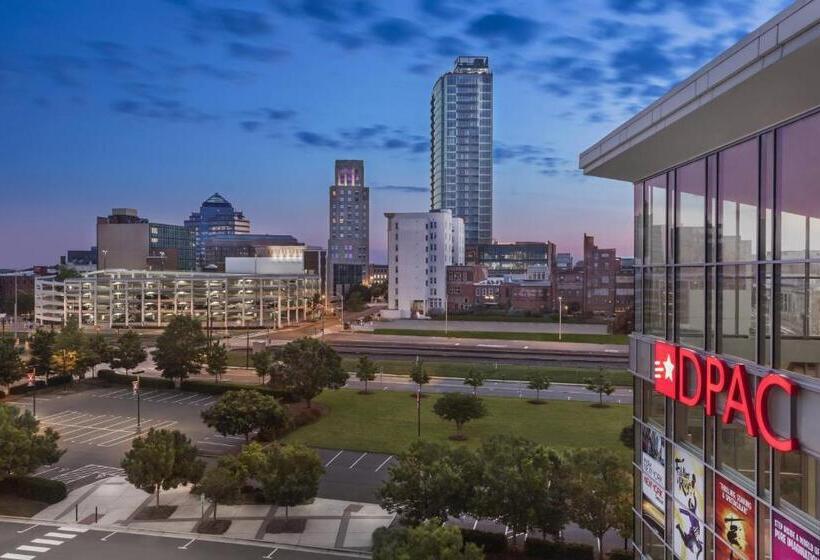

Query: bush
<box><xmin>97</xmin><ymin>370</ymin><xmax>174</xmax><ymax>390</ymax></box>
<box><xmin>525</xmin><ymin>540</ymin><xmax>594</xmax><ymax>560</ymax></box>
<box><xmin>461</xmin><ymin>528</ymin><xmax>507</xmax><ymax>553</ymax></box>
<box><xmin>181</xmin><ymin>379</ymin><xmax>294</xmax><ymax>401</ymax></box>
<box><xmin>608</xmin><ymin>549</ymin><xmax>633</xmax><ymax>560</ymax></box>
<box><xmin>0</xmin><ymin>476</ymin><xmax>67</xmax><ymax>504</ymax></box>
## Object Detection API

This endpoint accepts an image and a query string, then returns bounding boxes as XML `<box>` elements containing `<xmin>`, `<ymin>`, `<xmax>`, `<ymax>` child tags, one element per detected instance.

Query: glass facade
<box><xmin>632</xmin><ymin>109</ymin><xmax>820</xmax><ymax>559</ymax></box>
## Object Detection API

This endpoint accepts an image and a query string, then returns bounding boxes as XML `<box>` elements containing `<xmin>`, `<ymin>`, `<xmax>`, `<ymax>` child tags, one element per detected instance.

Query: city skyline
<box><xmin>0</xmin><ymin>0</ymin><xmax>787</xmax><ymax>268</ymax></box>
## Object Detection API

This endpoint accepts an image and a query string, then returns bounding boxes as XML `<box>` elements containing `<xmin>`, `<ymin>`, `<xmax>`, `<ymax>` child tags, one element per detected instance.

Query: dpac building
<box><xmin>581</xmin><ymin>2</ymin><xmax>820</xmax><ymax>559</ymax></box>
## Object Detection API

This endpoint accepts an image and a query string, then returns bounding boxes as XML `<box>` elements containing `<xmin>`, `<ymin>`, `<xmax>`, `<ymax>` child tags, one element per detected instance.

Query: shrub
<box><xmin>0</xmin><ymin>476</ymin><xmax>67</xmax><ymax>504</ymax></box>
<box><xmin>97</xmin><ymin>370</ymin><xmax>174</xmax><ymax>390</ymax></box>
<box><xmin>181</xmin><ymin>379</ymin><xmax>294</xmax><ymax>401</ymax></box>
<box><xmin>525</xmin><ymin>540</ymin><xmax>594</xmax><ymax>560</ymax></box>
<box><xmin>608</xmin><ymin>549</ymin><xmax>633</xmax><ymax>560</ymax></box>
<box><xmin>461</xmin><ymin>528</ymin><xmax>507</xmax><ymax>553</ymax></box>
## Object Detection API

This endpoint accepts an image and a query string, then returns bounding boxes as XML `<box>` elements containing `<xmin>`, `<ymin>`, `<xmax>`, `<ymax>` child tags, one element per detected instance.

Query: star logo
<box><xmin>654</xmin><ymin>341</ymin><xmax>677</xmax><ymax>398</ymax></box>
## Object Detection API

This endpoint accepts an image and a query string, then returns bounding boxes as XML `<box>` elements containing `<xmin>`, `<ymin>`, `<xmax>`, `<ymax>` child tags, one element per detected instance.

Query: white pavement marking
<box><xmin>1</xmin><ymin>553</ymin><xmax>35</xmax><ymax>560</ymax></box>
<box><xmin>17</xmin><ymin>546</ymin><xmax>49</xmax><ymax>553</ymax></box>
<box><xmin>30</xmin><ymin>540</ymin><xmax>63</xmax><ymax>546</ymax></box>
<box><xmin>263</xmin><ymin>549</ymin><xmax>279</xmax><ymax>558</ymax></box>
<box><xmin>348</xmin><ymin>452</ymin><xmax>368</xmax><ymax>469</ymax></box>
<box><xmin>197</xmin><ymin>440</ymin><xmax>235</xmax><ymax>447</ymax></box>
<box><xmin>178</xmin><ymin>538</ymin><xmax>196</xmax><ymax>550</ymax></box>
<box><xmin>169</xmin><ymin>394</ymin><xmax>198</xmax><ymax>404</ymax></box>
<box><xmin>100</xmin><ymin>532</ymin><xmax>117</xmax><ymax>541</ymax></box>
<box><xmin>44</xmin><ymin>532</ymin><xmax>76</xmax><ymax>539</ymax></box>
<box><xmin>58</xmin><ymin>526</ymin><xmax>89</xmax><ymax>533</ymax></box>
<box><xmin>148</xmin><ymin>392</ymin><xmax>184</xmax><ymax>403</ymax></box>
<box><xmin>374</xmin><ymin>455</ymin><xmax>393</xmax><ymax>472</ymax></box>
<box><xmin>15</xmin><ymin>525</ymin><xmax>38</xmax><ymax>534</ymax></box>
<box><xmin>324</xmin><ymin>450</ymin><xmax>343</xmax><ymax>467</ymax></box>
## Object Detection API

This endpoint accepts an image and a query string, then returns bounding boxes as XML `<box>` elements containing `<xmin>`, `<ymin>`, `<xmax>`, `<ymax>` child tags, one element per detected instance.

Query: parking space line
<box><xmin>58</xmin><ymin>526</ymin><xmax>89</xmax><ymax>533</ymax></box>
<box><xmin>16</xmin><ymin>546</ymin><xmax>49</xmax><ymax>553</ymax></box>
<box><xmin>38</xmin><ymin>410</ymin><xmax>83</xmax><ymax>422</ymax></box>
<box><xmin>97</xmin><ymin>420</ymin><xmax>177</xmax><ymax>447</ymax></box>
<box><xmin>15</xmin><ymin>524</ymin><xmax>39</xmax><ymax>534</ymax></box>
<box><xmin>1</xmin><ymin>553</ymin><xmax>35</xmax><ymax>560</ymax></box>
<box><xmin>197</xmin><ymin>440</ymin><xmax>235</xmax><ymax>447</ymax></box>
<box><xmin>100</xmin><ymin>389</ymin><xmax>131</xmax><ymax>398</ymax></box>
<box><xmin>43</xmin><ymin>532</ymin><xmax>76</xmax><ymax>539</ymax></box>
<box><xmin>178</xmin><ymin>538</ymin><xmax>196</xmax><ymax>550</ymax></box>
<box><xmin>189</xmin><ymin>395</ymin><xmax>216</xmax><ymax>406</ymax></box>
<box><xmin>149</xmin><ymin>392</ymin><xmax>185</xmax><ymax>403</ymax></box>
<box><xmin>169</xmin><ymin>394</ymin><xmax>198</xmax><ymax>404</ymax></box>
<box><xmin>324</xmin><ymin>450</ymin><xmax>343</xmax><ymax>467</ymax></box>
<box><xmin>30</xmin><ymin>539</ymin><xmax>63</xmax><ymax>546</ymax></box>
<box><xmin>100</xmin><ymin>531</ymin><xmax>117</xmax><ymax>541</ymax></box>
<box><xmin>374</xmin><ymin>456</ymin><xmax>393</xmax><ymax>472</ymax></box>
<box><xmin>349</xmin><ymin>452</ymin><xmax>368</xmax><ymax>469</ymax></box>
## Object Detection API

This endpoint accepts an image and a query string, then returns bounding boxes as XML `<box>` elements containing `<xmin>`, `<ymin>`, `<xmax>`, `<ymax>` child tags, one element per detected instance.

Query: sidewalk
<box><xmin>33</xmin><ymin>476</ymin><xmax>394</xmax><ymax>551</ymax></box>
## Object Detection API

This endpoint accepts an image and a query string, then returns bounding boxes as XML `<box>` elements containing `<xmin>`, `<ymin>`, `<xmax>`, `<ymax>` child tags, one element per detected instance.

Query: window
<box><xmin>644</xmin><ymin>268</ymin><xmax>666</xmax><ymax>337</ymax></box>
<box><xmin>776</xmin><ymin>449</ymin><xmax>819</xmax><ymax>524</ymax></box>
<box><xmin>677</xmin><ymin>267</ymin><xmax>705</xmax><ymax>348</ymax></box>
<box><xmin>719</xmin><ymin>139</ymin><xmax>758</xmax><ymax>262</ymax></box>
<box><xmin>677</xmin><ymin>159</ymin><xmax>706</xmax><ymax>264</ymax></box>
<box><xmin>642</xmin><ymin>380</ymin><xmax>665</xmax><ymax>430</ymax></box>
<box><xmin>719</xmin><ymin>264</ymin><xmax>756</xmax><ymax>361</ymax></box>
<box><xmin>645</xmin><ymin>175</ymin><xmax>667</xmax><ymax>265</ymax></box>
<box><xmin>716</xmin><ymin>419</ymin><xmax>756</xmax><ymax>487</ymax></box>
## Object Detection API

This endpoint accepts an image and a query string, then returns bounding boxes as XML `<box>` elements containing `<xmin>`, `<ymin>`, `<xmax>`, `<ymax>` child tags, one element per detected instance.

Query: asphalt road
<box><xmin>0</xmin><ymin>521</ymin><xmax>362</xmax><ymax>560</ymax></box>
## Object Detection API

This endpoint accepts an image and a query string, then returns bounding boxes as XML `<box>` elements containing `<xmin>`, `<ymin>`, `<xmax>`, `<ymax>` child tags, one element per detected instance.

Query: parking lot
<box><xmin>315</xmin><ymin>449</ymin><xmax>394</xmax><ymax>503</ymax></box>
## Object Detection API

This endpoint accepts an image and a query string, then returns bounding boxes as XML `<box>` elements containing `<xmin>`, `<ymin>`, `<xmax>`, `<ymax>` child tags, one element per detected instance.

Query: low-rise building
<box><xmin>366</xmin><ymin>264</ymin><xmax>388</xmax><ymax>286</ymax></box>
<box><xmin>97</xmin><ymin>208</ymin><xmax>195</xmax><ymax>271</ymax></box>
<box><xmin>446</xmin><ymin>265</ymin><xmax>488</xmax><ymax>312</ymax></box>
<box><xmin>202</xmin><ymin>234</ymin><xmax>302</xmax><ymax>271</ymax></box>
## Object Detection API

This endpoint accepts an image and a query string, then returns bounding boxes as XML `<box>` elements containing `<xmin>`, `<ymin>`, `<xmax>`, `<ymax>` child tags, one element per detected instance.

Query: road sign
<box><xmin>132</xmin><ymin>378</ymin><xmax>139</xmax><ymax>395</ymax></box>
<box><xmin>27</xmin><ymin>371</ymin><xmax>35</xmax><ymax>387</ymax></box>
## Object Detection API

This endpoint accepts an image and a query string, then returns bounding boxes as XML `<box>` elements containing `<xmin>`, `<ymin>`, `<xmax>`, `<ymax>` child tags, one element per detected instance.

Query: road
<box><xmin>377</xmin><ymin>319</ymin><xmax>608</xmax><ymax>334</ymax></box>
<box><xmin>0</xmin><ymin>520</ymin><xmax>363</xmax><ymax>560</ymax></box>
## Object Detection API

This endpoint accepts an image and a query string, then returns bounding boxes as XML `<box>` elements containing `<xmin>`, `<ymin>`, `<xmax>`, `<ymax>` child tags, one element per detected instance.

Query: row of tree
<box><xmin>377</xmin><ymin>438</ymin><xmax>631</xmax><ymax>560</ymax></box>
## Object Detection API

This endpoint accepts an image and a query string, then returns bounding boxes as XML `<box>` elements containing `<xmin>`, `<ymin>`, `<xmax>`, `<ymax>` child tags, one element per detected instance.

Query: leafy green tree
<box><xmin>111</xmin><ymin>330</ymin><xmax>147</xmax><ymax>376</ymax></box>
<box><xmin>54</xmin><ymin>320</ymin><xmax>88</xmax><ymax>377</ymax></box>
<box><xmin>275</xmin><ymin>337</ymin><xmax>347</xmax><ymax>407</ymax></box>
<box><xmin>462</xmin><ymin>368</ymin><xmax>486</xmax><ymax>397</ymax></box>
<box><xmin>201</xmin><ymin>390</ymin><xmax>288</xmax><ymax>443</ymax></box>
<box><xmin>205</xmin><ymin>342</ymin><xmax>228</xmax><ymax>383</ymax></box>
<box><xmin>527</xmin><ymin>372</ymin><xmax>551</xmax><ymax>403</ymax></box>
<box><xmin>152</xmin><ymin>316</ymin><xmax>207</xmax><ymax>385</ymax></box>
<box><xmin>619</xmin><ymin>424</ymin><xmax>634</xmax><ymax>449</ymax></box>
<box><xmin>251</xmin><ymin>349</ymin><xmax>274</xmax><ymax>384</ymax></box>
<box><xmin>55</xmin><ymin>266</ymin><xmax>81</xmax><ymax>281</ymax></box>
<box><xmin>256</xmin><ymin>443</ymin><xmax>324</xmax><ymax>520</ymax></box>
<box><xmin>50</xmin><ymin>349</ymin><xmax>78</xmax><ymax>378</ymax></box>
<box><xmin>28</xmin><ymin>329</ymin><xmax>56</xmax><ymax>379</ymax></box>
<box><xmin>85</xmin><ymin>333</ymin><xmax>113</xmax><ymax>378</ymax></box>
<box><xmin>372</xmin><ymin>519</ymin><xmax>484</xmax><ymax>560</ymax></box>
<box><xmin>355</xmin><ymin>355</ymin><xmax>378</xmax><ymax>394</ymax></box>
<box><xmin>530</xmin><ymin>447</ymin><xmax>571</xmax><ymax>542</ymax></box>
<box><xmin>378</xmin><ymin>441</ymin><xmax>476</xmax><ymax>525</ymax></box>
<box><xmin>0</xmin><ymin>404</ymin><xmax>63</xmax><ymax>479</ymax></box>
<box><xmin>566</xmin><ymin>448</ymin><xmax>632</xmax><ymax>560</ymax></box>
<box><xmin>433</xmin><ymin>393</ymin><xmax>487</xmax><ymax>439</ymax></box>
<box><xmin>199</xmin><ymin>464</ymin><xmax>243</xmax><ymax>520</ymax></box>
<box><xmin>583</xmin><ymin>371</ymin><xmax>615</xmax><ymax>407</ymax></box>
<box><xmin>0</xmin><ymin>339</ymin><xmax>24</xmax><ymax>390</ymax></box>
<box><xmin>120</xmin><ymin>428</ymin><xmax>205</xmax><ymax>507</ymax></box>
<box><xmin>409</xmin><ymin>360</ymin><xmax>430</xmax><ymax>395</ymax></box>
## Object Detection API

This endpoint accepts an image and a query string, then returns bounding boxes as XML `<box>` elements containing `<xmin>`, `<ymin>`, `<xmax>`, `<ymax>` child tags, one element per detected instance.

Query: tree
<box><xmin>54</xmin><ymin>320</ymin><xmax>88</xmax><ymax>377</ymax></box>
<box><xmin>275</xmin><ymin>337</ymin><xmax>347</xmax><ymax>407</ymax></box>
<box><xmin>199</xmin><ymin>464</ymin><xmax>243</xmax><ymax>520</ymax></box>
<box><xmin>372</xmin><ymin>519</ymin><xmax>484</xmax><ymax>560</ymax></box>
<box><xmin>566</xmin><ymin>448</ymin><xmax>632</xmax><ymax>560</ymax></box>
<box><xmin>86</xmin><ymin>333</ymin><xmax>112</xmax><ymax>378</ymax></box>
<box><xmin>583</xmin><ymin>371</ymin><xmax>615</xmax><ymax>407</ymax></box>
<box><xmin>50</xmin><ymin>349</ymin><xmax>78</xmax><ymax>378</ymax></box>
<box><xmin>0</xmin><ymin>339</ymin><xmax>24</xmax><ymax>390</ymax></box>
<box><xmin>612</xmin><ymin>305</ymin><xmax>634</xmax><ymax>335</ymax></box>
<box><xmin>28</xmin><ymin>329</ymin><xmax>56</xmax><ymax>380</ymax></box>
<box><xmin>152</xmin><ymin>316</ymin><xmax>207</xmax><ymax>385</ymax></box>
<box><xmin>55</xmin><ymin>266</ymin><xmax>81</xmax><ymax>281</ymax></box>
<box><xmin>205</xmin><ymin>342</ymin><xmax>228</xmax><ymax>384</ymax></box>
<box><xmin>201</xmin><ymin>390</ymin><xmax>288</xmax><ymax>443</ymax></box>
<box><xmin>530</xmin><ymin>447</ymin><xmax>571</xmax><ymax>542</ymax></box>
<box><xmin>251</xmin><ymin>349</ymin><xmax>274</xmax><ymax>384</ymax></box>
<box><xmin>120</xmin><ymin>428</ymin><xmax>205</xmax><ymax>507</ymax></box>
<box><xmin>432</xmin><ymin>393</ymin><xmax>487</xmax><ymax>439</ymax></box>
<box><xmin>378</xmin><ymin>441</ymin><xmax>476</xmax><ymax>525</ymax></box>
<box><xmin>619</xmin><ymin>424</ymin><xmax>634</xmax><ymax>449</ymax></box>
<box><xmin>111</xmin><ymin>330</ymin><xmax>147</xmax><ymax>376</ymax></box>
<box><xmin>0</xmin><ymin>404</ymin><xmax>63</xmax><ymax>479</ymax></box>
<box><xmin>462</xmin><ymin>368</ymin><xmax>486</xmax><ymax>397</ymax></box>
<box><xmin>355</xmin><ymin>355</ymin><xmax>377</xmax><ymax>394</ymax></box>
<box><xmin>527</xmin><ymin>372</ymin><xmax>551</xmax><ymax>403</ymax></box>
<box><xmin>256</xmin><ymin>443</ymin><xmax>324</xmax><ymax>520</ymax></box>
<box><xmin>409</xmin><ymin>360</ymin><xmax>430</xmax><ymax>395</ymax></box>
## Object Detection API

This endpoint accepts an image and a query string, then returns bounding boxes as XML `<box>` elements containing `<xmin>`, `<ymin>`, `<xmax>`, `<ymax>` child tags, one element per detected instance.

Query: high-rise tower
<box><xmin>328</xmin><ymin>160</ymin><xmax>369</xmax><ymax>298</ymax></box>
<box><xmin>430</xmin><ymin>56</ymin><xmax>493</xmax><ymax>247</ymax></box>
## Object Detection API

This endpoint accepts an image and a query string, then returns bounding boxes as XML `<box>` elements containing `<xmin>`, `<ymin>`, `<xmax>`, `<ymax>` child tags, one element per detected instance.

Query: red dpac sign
<box><xmin>653</xmin><ymin>341</ymin><xmax>799</xmax><ymax>452</ymax></box>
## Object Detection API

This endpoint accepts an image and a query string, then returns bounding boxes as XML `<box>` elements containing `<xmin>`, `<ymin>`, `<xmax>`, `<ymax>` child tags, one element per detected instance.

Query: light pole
<box><xmin>558</xmin><ymin>296</ymin><xmax>563</xmax><ymax>341</ymax></box>
<box><xmin>133</xmin><ymin>375</ymin><xmax>141</xmax><ymax>432</ymax></box>
<box><xmin>101</xmin><ymin>249</ymin><xmax>108</xmax><ymax>271</ymax></box>
<box><xmin>27</xmin><ymin>369</ymin><xmax>36</xmax><ymax>417</ymax></box>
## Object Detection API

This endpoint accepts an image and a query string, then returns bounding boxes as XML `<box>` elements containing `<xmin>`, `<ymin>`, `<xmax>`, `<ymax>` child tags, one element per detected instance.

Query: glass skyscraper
<box><xmin>184</xmin><ymin>193</ymin><xmax>250</xmax><ymax>270</ymax></box>
<box><xmin>430</xmin><ymin>56</ymin><xmax>493</xmax><ymax>247</ymax></box>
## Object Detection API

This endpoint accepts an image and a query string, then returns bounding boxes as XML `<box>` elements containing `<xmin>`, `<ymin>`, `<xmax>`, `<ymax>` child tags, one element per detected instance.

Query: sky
<box><xmin>0</xmin><ymin>0</ymin><xmax>789</xmax><ymax>268</ymax></box>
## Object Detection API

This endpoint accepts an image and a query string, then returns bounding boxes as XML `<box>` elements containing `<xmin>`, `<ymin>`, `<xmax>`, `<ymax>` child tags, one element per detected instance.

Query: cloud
<box><xmin>36</xmin><ymin>55</ymin><xmax>88</xmax><ymax>87</ymax></box>
<box><xmin>434</xmin><ymin>35</ymin><xmax>471</xmax><ymax>57</ymax></box>
<box><xmin>84</xmin><ymin>41</ymin><xmax>141</xmax><ymax>73</ymax></box>
<box><xmin>295</xmin><ymin>131</ymin><xmax>340</xmax><ymax>148</ymax></box>
<box><xmin>112</xmin><ymin>97</ymin><xmax>216</xmax><ymax>123</ymax></box>
<box><xmin>274</xmin><ymin>0</ymin><xmax>376</xmax><ymax>22</ymax></box>
<box><xmin>294</xmin><ymin>124</ymin><xmax>427</xmax><ymax>157</ymax></box>
<box><xmin>610</xmin><ymin>31</ymin><xmax>675</xmax><ymax>83</ymax></box>
<box><xmin>493</xmin><ymin>142</ymin><xmax>568</xmax><ymax>176</ymax></box>
<box><xmin>370</xmin><ymin>18</ymin><xmax>423</xmax><ymax>46</ymax></box>
<box><xmin>466</xmin><ymin>11</ymin><xmax>540</xmax><ymax>46</ymax></box>
<box><xmin>372</xmin><ymin>185</ymin><xmax>427</xmax><ymax>193</ymax></box>
<box><xmin>238</xmin><ymin>107</ymin><xmax>296</xmax><ymax>133</ymax></box>
<box><xmin>418</xmin><ymin>0</ymin><xmax>463</xmax><ymax>19</ymax></box>
<box><xmin>193</xmin><ymin>8</ymin><xmax>273</xmax><ymax>37</ymax></box>
<box><xmin>227</xmin><ymin>42</ymin><xmax>289</xmax><ymax>62</ymax></box>
<box><xmin>172</xmin><ymin>63</ymin><xmax>252</xmax><ymax>83</ymax></box>
<box><xmin>240</xmin><ymin>120</ymin><xmax>262</xmax><ymax>132</ymax></box>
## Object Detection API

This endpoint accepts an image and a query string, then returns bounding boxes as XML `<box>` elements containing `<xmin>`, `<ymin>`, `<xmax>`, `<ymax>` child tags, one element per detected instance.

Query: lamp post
<box><xmin>558</xmin><ymin>296</ymin><xmax>563</xmax><ymax>341</ymax></box>
<box><xmin>27</xmin><ymin>369</ymin><xmax>36</xmax><ymax>417</ymax></box>
<box><xmin>133</xmin><ymin>375</ymin><xmax>141</xmax><ymax>433</ymax></box>
<box><xmin>101</xmin><ymin>249</ymin><xmax>108</xmax><ymax>271</ymax></box>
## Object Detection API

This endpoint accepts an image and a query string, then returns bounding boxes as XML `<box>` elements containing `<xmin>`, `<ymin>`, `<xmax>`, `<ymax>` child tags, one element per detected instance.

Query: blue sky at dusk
<box><xmin>0</xmin><ymin>0</ymin><xmax>787</xmax><ymax>268</ymax></box>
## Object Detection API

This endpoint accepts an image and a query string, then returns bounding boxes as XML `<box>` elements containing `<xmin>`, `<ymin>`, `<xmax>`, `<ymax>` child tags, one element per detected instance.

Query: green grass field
<box><xmin>339</xmin><ymin>358</ymin><xmax>632</xmax><ymax>386</ymax></box>
<box><xmin>283</xmin><ymin>388</ymin><xmax>631</xmax><ymax>458</ymax></box>
<box><xmin>372</xmin><ymin>328</ymin><xmax>628</xmax><ymax>345</ymax></box>
<box><xmin>427</xmin><ymin>313</ymin><xmax>608</xmax><ymax>325</ymax></box>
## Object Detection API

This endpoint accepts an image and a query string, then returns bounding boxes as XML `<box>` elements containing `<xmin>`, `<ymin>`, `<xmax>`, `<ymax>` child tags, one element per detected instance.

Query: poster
<box><xmin>772</xmin><ymin>511</ymin><xmax>820</xmax><ymax>560</ymax></box>
<box><xmin>641</xmin><ymin>425</ymin><xmax>665</xmax><ymax>528</ymax></box>
<box><xmin>715</xmin><ymin>474</ymin><xmax>756</xmax><ymax>560</ymax></box>
<box><xmin>673</xmin><ymin>447</ymin><xmax>705</xmax><ymax>560</ymax></box>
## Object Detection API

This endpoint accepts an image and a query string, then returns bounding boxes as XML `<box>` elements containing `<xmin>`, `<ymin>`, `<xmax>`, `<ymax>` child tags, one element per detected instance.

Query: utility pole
<box><xmin>558</xmin><ymin>296</ymin><xmax>563</xmax><ymax>341</ymax></box>
<box><xmin>416</xmin><ymin>386</ymin><xmax>421</xmax><ymax>439</ymax></box>
<box><xmin>245</xmin><ymin>329</ymin><xmax>250</xmax><ymax>368</ymax></box>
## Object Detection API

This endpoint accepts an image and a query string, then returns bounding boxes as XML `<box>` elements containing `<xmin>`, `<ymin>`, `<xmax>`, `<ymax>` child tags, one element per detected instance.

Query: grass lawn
<box><xmin>372</xmin><ymin>328</ymin><xmax>628</xmax><ymax>345</ymax></box>
<box><xmin>0</xmin><ymin>494</ymin><xmax>50</xmax><ymax>517</ymax></box>
<box><xmin>427</xmin><ymin>313</ymin><xmax>608</xmax><ymax>325</ymax></box>
<box><xmin>283</xmin><ymin>389</ymin><xmax>631</xmax><ymax>459</ymax></box>
<box><xmin>339</xmin><ymin>358</ymin><xmax>632</xmax><ymax>386</ymax></box>
<box><xmin>227</xmin><ymin>350</ymin><xmax>253</xmax><ymax>368</ymax></box>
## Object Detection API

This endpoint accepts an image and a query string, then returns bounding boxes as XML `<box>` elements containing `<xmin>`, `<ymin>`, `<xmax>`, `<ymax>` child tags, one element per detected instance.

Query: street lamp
<box><xmin>101</xmin><ymin>249</ymin><xmax>108</xmax><ymax>271</ymax></box>
<box><xmin>558</xmin><ymin>296</ymin><xmax>563</xmax><ymax>341</ymax></box>
<box><xmin>133</xmin><ymin>375</ymin><xmax>141</xmax><ymax>432</ymax></box>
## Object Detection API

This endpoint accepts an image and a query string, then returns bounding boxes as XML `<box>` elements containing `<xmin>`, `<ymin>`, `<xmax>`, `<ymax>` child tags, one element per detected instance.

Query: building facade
<box><xmin>366</xmin><ymin>264</ymin><xmax>388</xmax><ymax>286</ymax></box>
<box><xmin>470</xmin><ymin>241</ymin><xmax>557</xmax><ymax>278</ymax></box>
<box><xmin>184</xmin><ymin>193</ymin><xmax>251</xmax><ymax>269</ymax></box>
<box><xmin>202</xmin><ymin>234</ymin><xmax>301</xmax><ymax>271</ymax></box>
<box><xmin>328</xmin><ymin>160</ymin><xmax>369</xmax><ymax>298</ymax></box>
<box><xmin>97</xmin><ymin>209</ymin><xmax>194</xmax><ymax>271</ymax></box>
<box><xmin>581</xmin><ymin>4</ymin><xmax>820</xmax><ymax>557</ymax></box>
<box><xmin>446</xmin><ymin>264</ymin><xmax>488</xmax><ymax>312</ymax></box>
<box><xmin>35</xmin><ymin>270</ymin><xmax>319</xmax><ymax>329</ymax></box>
<box><xmin>431</xmin><ymin>56</ymin><xmax>493</xmax><ymax>247</ymax></box>
<box><xmin>582</xmin><ymin>234</ymin><xmax>617</xmax><ymax>315</ymax></box>
<box><xmin>385</xmin><ymin>210</ymin><xmax>465</xmax><ymax>318</ymax></box>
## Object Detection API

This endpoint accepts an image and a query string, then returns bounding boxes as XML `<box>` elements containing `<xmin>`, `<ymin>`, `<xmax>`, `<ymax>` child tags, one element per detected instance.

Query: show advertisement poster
<box><xmin>772</xmin><ymin>511</ymin><xmax>820</xmax><ymax>560</ymax></box>
<box><xmin>673</xmin><ymin>447</ymin><xmax>705</xmax><ymax>560</ymax></box>
<box><xmin>641</xmin><ymin>425</ymin><xmax>665</xmax><ymax>528</ymax></box>
<box><xmin>715</xmin><ymin>474</ymin><xmax>756</xmax><ymax>560</ymax></box>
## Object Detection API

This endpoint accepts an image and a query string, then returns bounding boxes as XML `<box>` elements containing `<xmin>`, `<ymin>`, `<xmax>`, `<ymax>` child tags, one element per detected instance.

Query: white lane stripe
<box><xmin>17</xmin><ymin>546</ymin><xmax>49</xmax><ymax>553</ymax></box>
<box><xmin>189</xmin><ymin>395</ymin><xmax>216</xmax><ymax>405</ymax></box>
<box><xmin>58</xmin><ymin>526</ymin><xmax>89</xmax><ymax>533</ymax></box>
<box><xmin>44</xmin><ymin>532</ymin><xmax>76</xmax><ymax>539</ymax></box>
<box><xmin>1</xmin><ymin>553</ymin><xmax>35</xmax><ymax>560</ymax></box>
<box><xmin>149</xmin><ymin>392</ymin><xmax>185</xmax><ymax>403</ymax></box>
<box><xmin>197</xmin><ymin>440</ymin><xmax>235</xmax><ymax>447</ymax></box>
<box><xmin>30</xmin><ymin>539</ymin><xmax>63</xmax><ymax>546</ymax></box>
<box><xmin>101</xmin><ymin>531</ymin><xmax>117</xmax><ymax>541</ymax></box>
<box><xmin>374</xmin><ymin>455</ymin><xmax>393</xmax><ymax>472</ymax></box>
<box><xmin>348</xmin><ymin>452</ymin><xmax>368</xmax><ymax>469</ymax></box>
<box><xmin>169</xmin><ymin>394</ymin><xmax>198</xmax><ymax>404</ymax></box>
<box><xmin>15</xmin><ymin>524</ymin><xmax>39</xmax><ymax>534</ymax></box>
<box><xmin>324</xmin><ymin>450</ymin><xmax>343</xmax><ymax>467</ymax></box>
<box><xmin>97</xmin><ymin>420</ymin><xmax>177</xmax><ymax>447</ymax></box>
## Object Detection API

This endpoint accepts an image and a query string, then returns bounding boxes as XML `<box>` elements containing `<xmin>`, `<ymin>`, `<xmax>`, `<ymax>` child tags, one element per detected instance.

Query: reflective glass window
<box><xmin>719</xmin><ymin>139</ymin><xmax>758</xmax><ymax>262</ymax></box>
<box><xmin>677</xmin><ymin>267</ymin><xmax>705</xmax><ymax>348</ymax></box>
<box><xmin>646</xmin><ymin>175</ymin><xmax>667</xmax><ymax>265</ymax></box>
<box><xmin>777</xmin><ymin>449</ymin><xmax>819</xmax><ymax>525</ymax></box>
<box><xmin>719</xmin><ymin>264</ymin><xmax>757</xmax><ymax>361</ymax></box>
<box><xmin>676</xmin><ymin>159</ymin><xmax>706</xmax><ymax>263</ymax></box>
<box><xmin>716</xmin><ymin>419</ymin><xmax>756</xmax><ymax>487</ymax></box>
<box><xmin>779</xmin><ymin>263</ymin><xmax>820</xmax><ymax>379</ymax></box>
<box><xmin>645</xmin><ymin>268</ymin><xmax>667</xmax><ymax>337</ymax></box>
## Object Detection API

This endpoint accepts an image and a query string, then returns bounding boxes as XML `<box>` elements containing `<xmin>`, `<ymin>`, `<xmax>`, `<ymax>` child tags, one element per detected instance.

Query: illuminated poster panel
<box><xmin>772</xmin><ymin>511</ymin><xmax>819</xmax><ymax>560</ymax></box>
<box><xmin>673</xmin><ymin>447</ymin><xmax>705</xmax><ymax>560</ymax></box>
<box><xmin>641</xmin><ymin>425</ymin><xmax>665</xmax><ymax>528</ymax></box>
<box><xmin>715</xmin><ymin>474</ymin><xmax>756</xmax><ymax>560</ymax></box>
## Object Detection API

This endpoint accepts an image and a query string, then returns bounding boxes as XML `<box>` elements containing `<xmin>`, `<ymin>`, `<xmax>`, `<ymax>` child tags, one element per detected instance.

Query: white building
<box><xmin>384</xmin><ymin>209</ymin><xmax>464</xmax><ymax>318</ymax></box>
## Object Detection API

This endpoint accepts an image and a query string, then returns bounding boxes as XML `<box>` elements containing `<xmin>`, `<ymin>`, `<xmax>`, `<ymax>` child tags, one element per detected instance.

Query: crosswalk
<box><xmin>36</xmin><ymin>410</ymin><xmax>178</xmax><ymax>447</ymax></box>
<box><xmin>35</xmin><ymin>464</ymin><xmax>125</xmax><ymax>487</ymax></box>
<box><xmin>2</xmin><ymin>525</ymin><xmax>87</xmax><ymax>560</ymax></box>
<box><xmin>89</xmin><ymin>388</ymin><xmax>218</xmax><ymax>408</ymax></box>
